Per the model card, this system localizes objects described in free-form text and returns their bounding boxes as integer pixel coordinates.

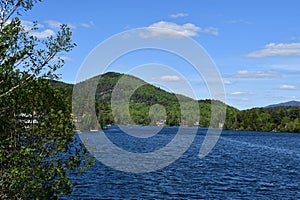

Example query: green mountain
[71,72,229,130]
[51,72,300,133]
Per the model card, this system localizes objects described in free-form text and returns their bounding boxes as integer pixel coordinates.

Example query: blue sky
[21,0,300,109]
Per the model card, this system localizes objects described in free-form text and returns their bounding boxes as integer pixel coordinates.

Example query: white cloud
[223,80,233,85]
[4,19,12,26]
[278,85,298,90]
[30,29,55,39]
[19,20,55,39]
[45,20,62,29]
[230,70,281,78]
[140,21,218,38]
[245,43,300,58]
[145,21,199,37]
[230,91,254,96]
[168,13,188,18]
[45,19,94,29]
[52,56,72,62]
[159,75,182,82]
[80,21,94,28]
[201,27,219,36]
[45,20,76,29]
[21,20,44,31]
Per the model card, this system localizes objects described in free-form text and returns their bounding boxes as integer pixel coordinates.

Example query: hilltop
[51,72,300,133]
[71,72,229,130]
[266,101,300,108]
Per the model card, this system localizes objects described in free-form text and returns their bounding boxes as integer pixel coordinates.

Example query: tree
[0,1,93,198]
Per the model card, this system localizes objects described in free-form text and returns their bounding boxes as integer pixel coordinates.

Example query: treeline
[63,72,300,133]
[224,106,300,133]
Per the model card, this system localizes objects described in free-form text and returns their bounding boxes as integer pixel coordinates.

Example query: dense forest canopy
[69,72,300,133]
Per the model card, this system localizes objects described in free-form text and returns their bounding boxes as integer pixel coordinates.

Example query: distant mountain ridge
[266,101,300,108]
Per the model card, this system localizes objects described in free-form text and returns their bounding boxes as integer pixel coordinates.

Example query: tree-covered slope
[71,72,227,129]
[52,72,300,133]
[224,106,300,133]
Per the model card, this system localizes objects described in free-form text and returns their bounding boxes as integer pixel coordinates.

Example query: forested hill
[70,72,230,130]
[51,72,300,133]
[266,101,300,108]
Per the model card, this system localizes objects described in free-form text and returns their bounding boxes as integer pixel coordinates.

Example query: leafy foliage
[0,79,93,199]
[224,106,300,133]
[0,1,93,198]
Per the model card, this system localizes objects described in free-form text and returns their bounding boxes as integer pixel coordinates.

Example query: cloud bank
[246,43,300,57]
[140,21,218,38]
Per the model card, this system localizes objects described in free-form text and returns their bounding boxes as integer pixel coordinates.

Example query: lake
[61,126,300,199]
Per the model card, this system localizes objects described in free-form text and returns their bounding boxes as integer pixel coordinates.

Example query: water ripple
[60,127,300,199]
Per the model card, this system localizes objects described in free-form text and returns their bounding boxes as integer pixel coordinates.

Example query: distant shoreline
[74,124,300,134]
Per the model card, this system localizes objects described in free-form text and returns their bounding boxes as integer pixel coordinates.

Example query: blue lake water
[61,126,300,199]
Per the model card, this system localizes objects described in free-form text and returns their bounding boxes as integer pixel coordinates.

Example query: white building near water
[156,120,166,126]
